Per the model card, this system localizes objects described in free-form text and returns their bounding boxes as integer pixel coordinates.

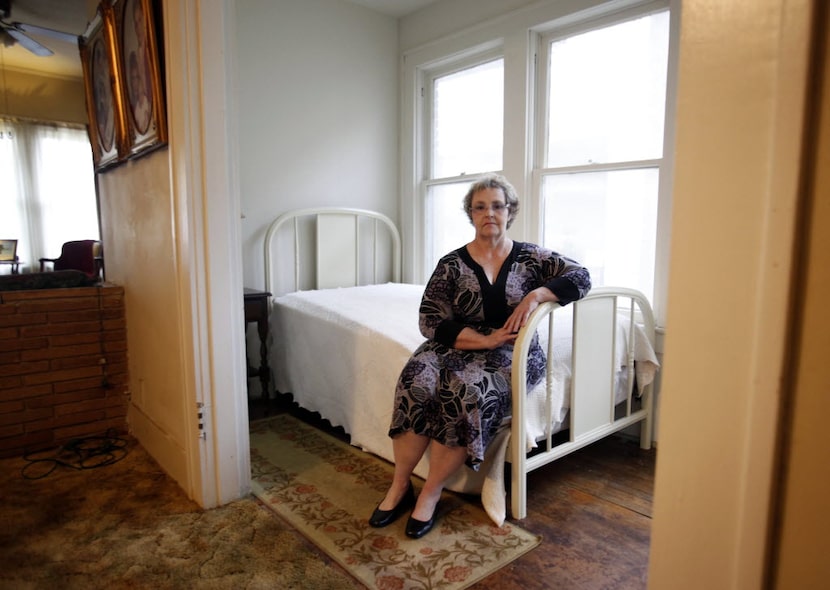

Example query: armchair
[39,240,103,279]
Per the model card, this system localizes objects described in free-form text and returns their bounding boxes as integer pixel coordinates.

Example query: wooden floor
[252,395,656,590]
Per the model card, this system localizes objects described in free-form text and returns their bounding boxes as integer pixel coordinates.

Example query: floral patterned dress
[388,241,591,469]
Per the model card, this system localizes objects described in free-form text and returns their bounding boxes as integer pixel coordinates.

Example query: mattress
[270,283,659,475]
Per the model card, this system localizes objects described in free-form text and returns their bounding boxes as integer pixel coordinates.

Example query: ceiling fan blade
[4,25,53,56]
[14,22,78,45]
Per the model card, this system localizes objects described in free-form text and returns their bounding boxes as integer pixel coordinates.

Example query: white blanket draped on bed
[523,298,659,450]
[271,283,425,469]
[270,283,659,521]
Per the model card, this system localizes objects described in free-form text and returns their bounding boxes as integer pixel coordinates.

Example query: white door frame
[166,0,250,507]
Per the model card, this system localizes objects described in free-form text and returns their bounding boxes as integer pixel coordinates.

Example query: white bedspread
[270,283,659,517]
[271,283,424,476]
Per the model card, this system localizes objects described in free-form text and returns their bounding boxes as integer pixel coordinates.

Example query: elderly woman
[369,174,591,538]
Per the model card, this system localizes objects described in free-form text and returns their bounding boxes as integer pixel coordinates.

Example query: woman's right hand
[453,326,517,350]
[487,326,519,349]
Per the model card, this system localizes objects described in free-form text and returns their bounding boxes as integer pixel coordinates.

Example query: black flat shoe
[369,482,415,528]
[405,511,436,539]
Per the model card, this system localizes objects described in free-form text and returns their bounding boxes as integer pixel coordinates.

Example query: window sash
[541,10,670,169]
[429,57,504,180]
[421,49,505,273]
[534,6,670,302]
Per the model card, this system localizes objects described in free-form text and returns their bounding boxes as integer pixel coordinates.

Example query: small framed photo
[80,5,126,170]
[0,239,17,262]
[113,0,167,158]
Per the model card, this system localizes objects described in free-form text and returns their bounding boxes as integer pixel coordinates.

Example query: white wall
[234,0,400,291]
[400,0,541,52]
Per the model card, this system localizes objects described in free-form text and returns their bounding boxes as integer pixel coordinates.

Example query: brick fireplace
[0,284,129,458]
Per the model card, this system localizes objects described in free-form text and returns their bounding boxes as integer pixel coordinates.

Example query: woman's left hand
[502,287,557,335]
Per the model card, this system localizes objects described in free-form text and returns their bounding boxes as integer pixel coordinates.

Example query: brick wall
[0,284,129,458]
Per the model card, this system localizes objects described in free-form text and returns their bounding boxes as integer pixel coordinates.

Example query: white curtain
[0,118,99,274]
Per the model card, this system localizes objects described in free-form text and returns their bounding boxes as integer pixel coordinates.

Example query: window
[404,1,675,320]
[424,56,504,272]
[0,119,99,273]
[538,10,670,301]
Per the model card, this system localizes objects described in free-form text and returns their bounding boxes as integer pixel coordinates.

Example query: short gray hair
[463,173,520,228]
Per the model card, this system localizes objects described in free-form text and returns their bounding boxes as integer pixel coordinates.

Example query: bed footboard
[508,287,657,520]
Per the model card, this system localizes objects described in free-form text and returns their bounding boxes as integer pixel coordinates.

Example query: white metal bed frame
[509,287,655,519]
[264,206,401,296]
[263,207,655,520]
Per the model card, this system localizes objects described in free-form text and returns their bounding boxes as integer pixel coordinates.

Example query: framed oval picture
[113,0,167,158]
[80,5,126,170]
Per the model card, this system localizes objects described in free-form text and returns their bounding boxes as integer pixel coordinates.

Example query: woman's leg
[377,430,430,510]
[410,440,468,521]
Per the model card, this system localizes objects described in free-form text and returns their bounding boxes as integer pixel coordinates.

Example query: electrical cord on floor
[21,430,129,480]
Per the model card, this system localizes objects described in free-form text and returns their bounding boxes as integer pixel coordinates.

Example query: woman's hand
[502,287,557,335]
[452,287,558,350]
[487,326,521,348]
[453,326,518,350]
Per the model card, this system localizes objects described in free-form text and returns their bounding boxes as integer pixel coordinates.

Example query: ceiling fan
[0,0,78,57]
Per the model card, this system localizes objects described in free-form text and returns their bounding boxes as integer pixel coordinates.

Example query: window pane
[546,11,669,167]
[432,59,503,178]
[542,169,658,300]
[0,128,23,240]
[426,182,475,272]
[36,128,100,256]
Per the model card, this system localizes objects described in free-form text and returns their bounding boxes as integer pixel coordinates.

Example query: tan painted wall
[772,3,830,584]
[649,0,814,586]
[0,69,87,124]
[95,148,193,494]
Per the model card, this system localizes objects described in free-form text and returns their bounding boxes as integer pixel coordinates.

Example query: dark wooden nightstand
[244,288,271,403]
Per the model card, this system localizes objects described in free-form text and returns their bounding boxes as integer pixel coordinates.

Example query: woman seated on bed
[369,173,591,538]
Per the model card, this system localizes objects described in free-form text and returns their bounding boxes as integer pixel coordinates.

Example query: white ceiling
[0,0,441,80]
[346,0,439,18]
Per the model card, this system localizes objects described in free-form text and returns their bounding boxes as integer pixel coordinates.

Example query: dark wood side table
[244,288,271,403]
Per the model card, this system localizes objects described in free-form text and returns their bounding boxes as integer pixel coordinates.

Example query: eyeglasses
[471,202,510,214]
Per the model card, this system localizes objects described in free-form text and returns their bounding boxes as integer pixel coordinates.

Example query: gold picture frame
[112,0,167,157]
[80,5,127,171]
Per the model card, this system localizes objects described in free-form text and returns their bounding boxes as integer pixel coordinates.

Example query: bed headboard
[263,207,402,296]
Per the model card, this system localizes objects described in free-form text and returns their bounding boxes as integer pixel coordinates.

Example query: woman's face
[470,187,510,239]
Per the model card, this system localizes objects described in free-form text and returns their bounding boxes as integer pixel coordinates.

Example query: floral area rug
[250,414,540,590]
